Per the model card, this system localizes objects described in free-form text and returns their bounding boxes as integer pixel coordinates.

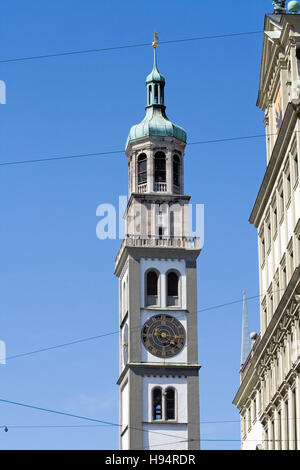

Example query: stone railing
[115,235,201,267]
[154,183,167,192]
[137,183,148,193]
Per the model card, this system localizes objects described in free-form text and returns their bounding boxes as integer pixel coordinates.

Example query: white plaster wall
[267,251,273,285]
[295,184,300,218]
[143,424,188,450]
[142,376,188,423]
[121,430,129,450]
[121,381,129,433]
[120,321,128,371]
[242,420,263,450]
[274,235,280,271]
[287,203,293,240]
[140,309,187,363]
[261,265,267,297]
[140,258,186,309]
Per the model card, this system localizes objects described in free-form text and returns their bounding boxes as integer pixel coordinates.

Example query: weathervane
[152,31,160,49]
[272,0,286,12]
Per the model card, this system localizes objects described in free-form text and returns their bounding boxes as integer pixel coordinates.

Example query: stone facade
[233,13,300,450]
[115,49,201,450]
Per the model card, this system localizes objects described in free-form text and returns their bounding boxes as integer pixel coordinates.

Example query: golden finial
[152,31,159,48]
[243,290,246,296]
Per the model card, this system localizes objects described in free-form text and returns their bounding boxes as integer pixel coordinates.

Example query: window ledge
[145,420,182,425]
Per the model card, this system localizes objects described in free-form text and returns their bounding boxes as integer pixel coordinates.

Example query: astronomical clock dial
[141,314,186,359]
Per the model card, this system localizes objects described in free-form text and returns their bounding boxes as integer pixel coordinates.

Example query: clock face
[141,314,186,359]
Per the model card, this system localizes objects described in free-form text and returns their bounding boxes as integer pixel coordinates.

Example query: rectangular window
[260,230,266,265]
[285,164,291,204]
[293,152,299,185]
[268,284,273,319]
[287,240,294,280]
[266,216,271,252]
[291,141,298,186]
[274,271,280,308]
[262,298,267,331]
[281,256,287,290]
[272,197,278,237]
[274,86,283,134]
[278,183,284,222]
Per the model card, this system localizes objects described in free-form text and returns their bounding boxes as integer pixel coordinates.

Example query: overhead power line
[0,397,193,442]
[0,419,240,429]
[0,399,298,448]
[0,31,263,64]
[1,289,283,364]
[5,331,120,361]
[0,132,273,168]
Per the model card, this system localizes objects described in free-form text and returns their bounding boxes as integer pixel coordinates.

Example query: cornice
[257,15,300,110]
[233,269,300,407]
[249,100,300,227]
[126,135,186,157]
[117,362,201,385]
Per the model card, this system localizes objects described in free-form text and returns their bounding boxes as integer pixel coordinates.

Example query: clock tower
[115,41,201,450]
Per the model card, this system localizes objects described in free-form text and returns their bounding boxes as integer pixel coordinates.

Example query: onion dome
[126,47,187,149]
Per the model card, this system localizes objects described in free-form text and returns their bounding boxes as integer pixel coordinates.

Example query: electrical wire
[0,31,263,64]
[0,420,240,429]
[0,397,192,441]
[0,132,276,168]
[5,331,120,361]
[0,289,283,364]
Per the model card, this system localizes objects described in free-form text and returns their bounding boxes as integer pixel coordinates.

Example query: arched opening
[154,84,158,104]
[167,271,179,307]
[148,85,152,105]
[165,388,176,420]
[152,388,162,420]
[137,153,147,185]
[154,152,166,188]
[146,270,159,306]
[173,155,180,188]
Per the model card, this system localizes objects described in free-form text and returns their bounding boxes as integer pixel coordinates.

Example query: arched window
[148,85,152,105]
[138,153,147,185]
[165,388,176,420]
[152,388,162,420]
[154,84,158,104]
[173,155,180,188]
[154,152,166,183]
[146,270,158,306]
[167,271,179,306]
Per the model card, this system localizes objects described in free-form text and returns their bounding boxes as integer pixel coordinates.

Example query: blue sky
[0,0,278,450]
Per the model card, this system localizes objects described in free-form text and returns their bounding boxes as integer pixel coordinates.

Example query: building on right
[233,6,300,450]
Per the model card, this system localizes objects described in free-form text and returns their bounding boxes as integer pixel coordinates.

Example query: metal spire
[240,290,251,366]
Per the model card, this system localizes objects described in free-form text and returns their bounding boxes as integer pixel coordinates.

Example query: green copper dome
[126,48,187,149]
[126,106,186,145]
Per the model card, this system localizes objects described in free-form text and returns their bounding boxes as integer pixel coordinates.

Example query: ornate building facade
[114,44,201,450]
[233,9,300,450]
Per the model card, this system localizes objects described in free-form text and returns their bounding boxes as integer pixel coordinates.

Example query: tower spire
[240,290,251,366]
